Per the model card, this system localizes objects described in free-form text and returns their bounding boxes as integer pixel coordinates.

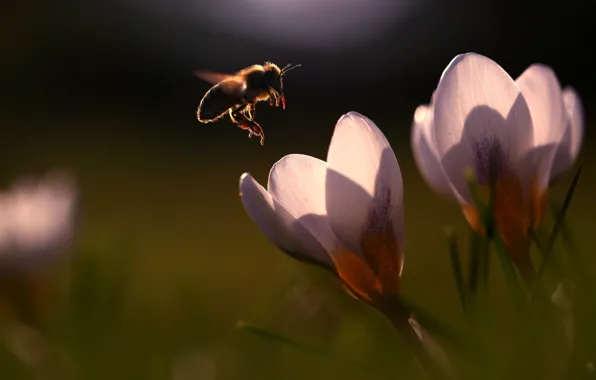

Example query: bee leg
[228,109,249,136]
[230,109,265,145]
[244,103,256,121]
[269,90,282,108]
[269,92,277,107]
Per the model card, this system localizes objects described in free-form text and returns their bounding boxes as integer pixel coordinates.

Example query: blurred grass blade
[465,168,494,295]
[549,200,587,282]
[400,299,479,360]
[467,229,481,299]
[529,158,583,304]
[550,200,577,253]
[528,227,547,257]
[237,320,326,356]
[493,234,525,311]
[236,321,388,378]
[528,228,565,280]
[546,158,583,256]
[465,169,486,297]
[445,227,466,312]
[481,240,490,290]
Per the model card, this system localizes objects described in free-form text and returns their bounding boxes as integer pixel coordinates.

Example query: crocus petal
[516,64,567,146]
[516,64,566,192]
[550,87,584,182]
[267,154,341,255]
[550,127,573,182]
[551,87,585,180]
[325,111,404,275]
[563,87,585,162]
[411,105,459,200]
[433,53,534,202]
[239,173,335,270]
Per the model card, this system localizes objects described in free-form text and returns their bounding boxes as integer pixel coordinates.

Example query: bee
[194,62,301,146]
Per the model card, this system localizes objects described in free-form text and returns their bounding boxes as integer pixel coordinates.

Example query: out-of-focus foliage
[0,109,595,379]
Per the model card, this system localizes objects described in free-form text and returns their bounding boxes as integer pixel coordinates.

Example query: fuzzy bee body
[197,78,247,122]
[194,62,300,145]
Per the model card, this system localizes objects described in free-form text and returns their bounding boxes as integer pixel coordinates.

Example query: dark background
[1,1,595,379]
[2,0,594,147]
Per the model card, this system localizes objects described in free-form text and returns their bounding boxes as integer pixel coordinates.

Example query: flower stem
[528,158,583,306]
[381,297,451,380]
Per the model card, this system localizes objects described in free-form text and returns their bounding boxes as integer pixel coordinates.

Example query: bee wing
[193,70,234,85]
[216,77,246,95]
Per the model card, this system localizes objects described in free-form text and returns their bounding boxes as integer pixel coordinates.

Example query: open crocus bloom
[411,53,584,284]
[0,171,78,269]
[239,112,404,307]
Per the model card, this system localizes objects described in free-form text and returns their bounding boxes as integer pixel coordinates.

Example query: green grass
[1,108,595,379]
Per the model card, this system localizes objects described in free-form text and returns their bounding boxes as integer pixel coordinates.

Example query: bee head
[262,64,282,92]
[263,62,301,110]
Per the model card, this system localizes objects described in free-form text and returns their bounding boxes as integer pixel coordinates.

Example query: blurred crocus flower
[239,112,404,310]
[0,171,78,269]
[411,52,584,283]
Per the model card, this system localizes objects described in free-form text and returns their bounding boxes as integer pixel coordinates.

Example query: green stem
[446,227,467,312]
[528,159,583,305]
[493,235,525,311]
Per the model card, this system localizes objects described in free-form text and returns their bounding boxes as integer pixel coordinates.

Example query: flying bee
[194,62,301,146]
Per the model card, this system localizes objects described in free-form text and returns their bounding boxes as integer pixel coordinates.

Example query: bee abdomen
[197,83,243,123]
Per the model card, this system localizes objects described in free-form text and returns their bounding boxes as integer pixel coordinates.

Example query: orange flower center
[331,229,401,304]
[462,172,546,285]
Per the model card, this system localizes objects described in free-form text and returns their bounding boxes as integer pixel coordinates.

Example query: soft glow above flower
[239,112,404,306]
[410,53,583,283]
[0,171,78,267]
[201,0,417,51]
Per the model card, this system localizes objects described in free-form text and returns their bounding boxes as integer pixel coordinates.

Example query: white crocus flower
[239,111,404,307]
[0,171,78,269]
[411,53,583,284]
[240,112,454,378]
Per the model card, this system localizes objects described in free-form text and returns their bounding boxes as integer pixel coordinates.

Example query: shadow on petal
[441,105,512,203]
[288,212,339,274]
[439,103,539,282]
[270,202,336,273]
[323,148,404,299]
[518,143,559,226]
[550,125,574,183]
[291,212,377,303]
[440,97,533,201]
[240,174,335,272]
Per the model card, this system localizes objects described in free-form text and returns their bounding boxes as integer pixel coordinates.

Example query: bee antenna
[281,64,301,76]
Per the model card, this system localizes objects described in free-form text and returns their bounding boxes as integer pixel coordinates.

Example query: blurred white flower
[239,112,404,306]
[0,171,78,267]
[411,53,583,283]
